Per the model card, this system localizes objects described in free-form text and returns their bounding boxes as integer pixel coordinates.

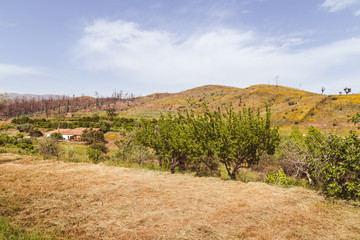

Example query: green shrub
[307,132,360,199]
[89,143,108,154]
[50,132,63,141]
[265,169,297,186]
[29,128,43,138]
[16,123,33,133]
[87,148,104,164]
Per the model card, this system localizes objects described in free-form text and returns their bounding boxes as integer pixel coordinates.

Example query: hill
[1,153,359,239]
[2,84,359,133]
[125,84,360,133]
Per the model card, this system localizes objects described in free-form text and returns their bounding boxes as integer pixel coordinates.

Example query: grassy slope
[1,153,360,240]
[126,84,360,134]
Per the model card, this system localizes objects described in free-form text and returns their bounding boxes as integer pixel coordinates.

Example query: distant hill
[4,93,65,100]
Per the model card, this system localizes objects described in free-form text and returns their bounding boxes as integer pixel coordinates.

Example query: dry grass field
[1,153,360,240]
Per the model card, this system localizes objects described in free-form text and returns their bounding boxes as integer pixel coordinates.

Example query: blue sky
[1,0,360,96]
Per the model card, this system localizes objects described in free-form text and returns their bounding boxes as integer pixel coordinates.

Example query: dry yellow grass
[1,153,360,240]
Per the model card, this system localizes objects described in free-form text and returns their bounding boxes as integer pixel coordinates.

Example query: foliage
[98,120,113,133]
[349,112,360,128]
[114,131,154,165]
[136,105,280,178]
[29,128,43,138]
[16,123,34,133]
[17,138,34,150]
[265,169,297,186]
[106,107,117,119]
[81,128,105,144]
[280,122,360,199]
[87,148,104,164]
[307,132,360,199]
[209,106,280,179]
[50,132,63,141]
[0,133,35,152]
[89,143,108,154]
[38,137,61,157]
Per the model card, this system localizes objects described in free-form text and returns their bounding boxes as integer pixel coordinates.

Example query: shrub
[38,137,61,157]
[16,123,33,133]
[307,132,360,199]
[81,128,105,144]
[89,143,108,154]
[17,138,34,151]
[98,120,113,133]
[50,132,63,141]
[87,148,104,164]
[29,129,43,138]
[265,169,297,186]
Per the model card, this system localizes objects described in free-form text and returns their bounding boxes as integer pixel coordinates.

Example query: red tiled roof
[45,128,99,136]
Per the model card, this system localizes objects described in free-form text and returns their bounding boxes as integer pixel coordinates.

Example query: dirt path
[1,153,360,239]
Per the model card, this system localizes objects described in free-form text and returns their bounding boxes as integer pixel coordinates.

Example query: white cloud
[74,19,360,94]
[0,64,40,78]
[322,0,360,12]
[355,9,360,15]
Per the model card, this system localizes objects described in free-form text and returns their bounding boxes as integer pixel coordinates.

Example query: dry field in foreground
[0,153,360,240]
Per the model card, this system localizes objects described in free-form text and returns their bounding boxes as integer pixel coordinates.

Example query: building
[44,128,99,141]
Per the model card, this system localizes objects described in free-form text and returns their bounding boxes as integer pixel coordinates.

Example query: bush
[29,129,43,138]
[89,143,108,154]
[265,169,297,186]
[38,137,61,157]
[115,132,154,165]
[50,132,63,141]
[81,128,105,144]
[16,123,33,133]
[307,132,360,199]
[87,148,104,164]
[17,138,34,151]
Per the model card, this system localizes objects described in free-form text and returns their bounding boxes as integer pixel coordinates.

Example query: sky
[1,0,360,97]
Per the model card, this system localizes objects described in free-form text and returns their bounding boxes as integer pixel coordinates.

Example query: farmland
[1,153,360,239]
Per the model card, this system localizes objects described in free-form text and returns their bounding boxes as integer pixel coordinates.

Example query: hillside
[2,84,360,133]
[125,84,360,133]
[1,153,360,239]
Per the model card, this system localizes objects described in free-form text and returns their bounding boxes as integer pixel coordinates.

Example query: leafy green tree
[50,132,63,141]
[207,106,279,179]
[89,143,108,154]
[87,148,104,164]
[81,128,105,144]
[136,105,279,178]
[98,120,113,133]
[29,128,43,138]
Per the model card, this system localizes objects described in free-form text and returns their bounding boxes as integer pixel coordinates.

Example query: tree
[81,128,105,144]
[51,132,63,141]
[207,106,279,179]
[106,107,117,120]
[29,128,43,138]
[321,86,325,95]
[136,105,279,179]
[98,120,113,133]
[38,137,61,157]
[344,87,351,95]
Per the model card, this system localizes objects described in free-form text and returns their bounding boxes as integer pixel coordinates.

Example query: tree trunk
[170,160,179,174]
